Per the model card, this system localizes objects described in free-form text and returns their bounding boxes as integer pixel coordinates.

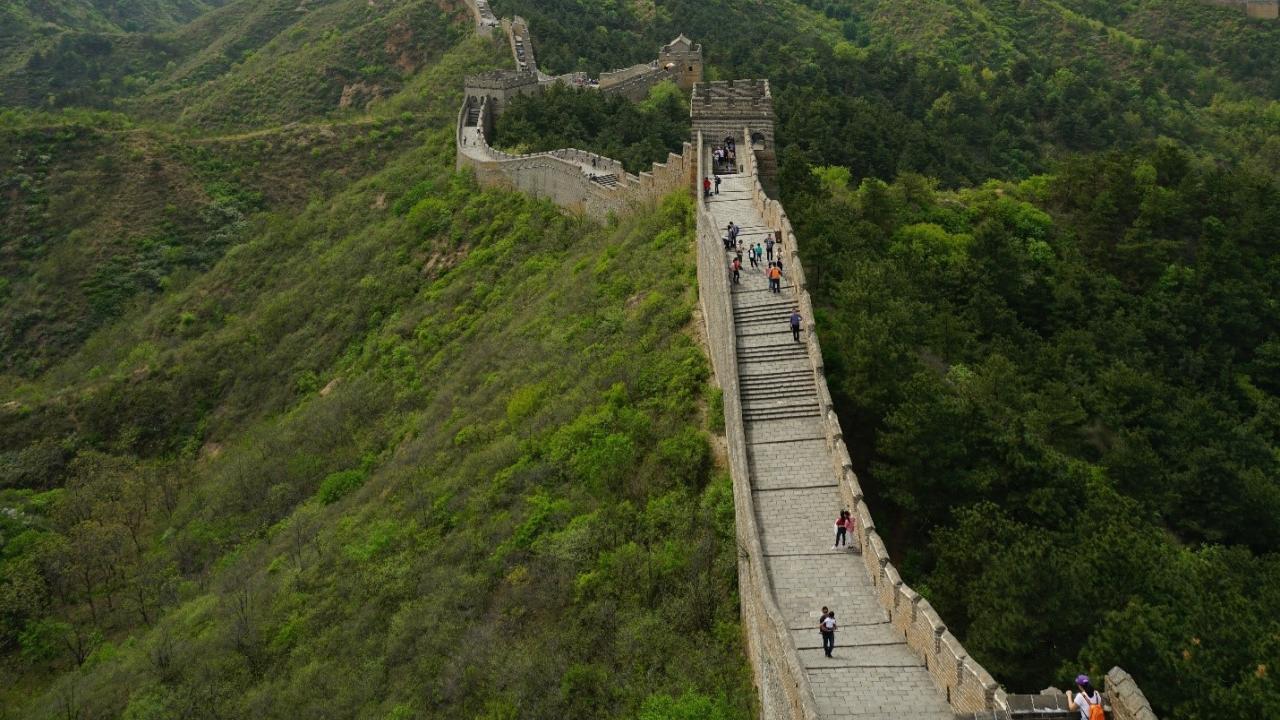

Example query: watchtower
[658,34,704,91]
[463,69,541,116]
[1247,0,1278,18]
[691,79,777,186]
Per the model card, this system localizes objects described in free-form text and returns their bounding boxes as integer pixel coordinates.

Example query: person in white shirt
[1065,674,1102,720]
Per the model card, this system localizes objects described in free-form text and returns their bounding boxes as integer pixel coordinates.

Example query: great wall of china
[454,2,1163,717]
[1204,0,1280,19]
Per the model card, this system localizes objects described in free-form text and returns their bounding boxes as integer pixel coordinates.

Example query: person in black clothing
[714,175,722,194]
[790,308,802,342]
[819,609,837,657]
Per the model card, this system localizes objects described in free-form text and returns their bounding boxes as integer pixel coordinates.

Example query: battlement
[692,79,772,107]
[465,69,539,91]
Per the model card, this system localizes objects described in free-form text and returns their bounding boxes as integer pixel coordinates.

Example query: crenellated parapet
[457,96,695,220]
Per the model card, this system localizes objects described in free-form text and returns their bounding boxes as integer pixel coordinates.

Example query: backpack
[1085,693,1103,720]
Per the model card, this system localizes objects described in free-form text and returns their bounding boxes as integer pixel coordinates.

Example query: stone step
[740,380,815,394]
[742,393,819,407]
[741,381,815,394]
[742,406,821,422]
[735,306,794,319]
[737,346,809,362]
[591,173,619,187]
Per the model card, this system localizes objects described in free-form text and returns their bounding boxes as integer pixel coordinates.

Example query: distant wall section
[457,97,695,220]
[1203,0,1279,18]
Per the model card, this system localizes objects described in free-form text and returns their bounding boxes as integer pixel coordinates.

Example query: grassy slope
[1,20,752,719]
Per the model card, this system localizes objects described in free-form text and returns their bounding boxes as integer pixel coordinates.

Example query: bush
[317,469,366,504]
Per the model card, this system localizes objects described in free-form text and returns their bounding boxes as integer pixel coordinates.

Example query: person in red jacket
[833,510,853,549]
[702,176,712,198]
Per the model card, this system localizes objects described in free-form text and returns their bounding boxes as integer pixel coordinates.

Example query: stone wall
[693,131,821,720]
[460,0,499,36]
[599,66,673,101]
[1203,0,1279,18]
[741,131,1007,715]
[691,80,775,149]
[1106,668,1159,720]
[457,98,696,220]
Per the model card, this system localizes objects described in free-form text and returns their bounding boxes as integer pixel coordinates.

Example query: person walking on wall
[714,174,722,195]
[747,244,757,268]
[768,263,782,293]
[1066,675,1105,720]
[703,176,712,198]
[832,509,853,549]
[765,236,775,262]
[819,609,837,657]
[790,308,802,343]
[755,243,764,272]
[731,256,741,285]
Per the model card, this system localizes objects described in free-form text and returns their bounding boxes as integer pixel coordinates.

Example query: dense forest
[2,0,1279,717]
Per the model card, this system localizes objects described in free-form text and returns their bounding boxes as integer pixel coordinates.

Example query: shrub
[317,469,366,504]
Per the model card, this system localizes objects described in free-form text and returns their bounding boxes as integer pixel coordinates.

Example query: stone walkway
[705,173,956,720]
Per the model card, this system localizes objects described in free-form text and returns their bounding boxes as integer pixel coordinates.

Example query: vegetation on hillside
[492,81,690,174]
[1,108,750,720]
[2,10,753,715]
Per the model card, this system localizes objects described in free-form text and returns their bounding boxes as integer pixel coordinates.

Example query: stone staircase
[590,173,620,187]
[704,173,956,719]
[465,105,481,126]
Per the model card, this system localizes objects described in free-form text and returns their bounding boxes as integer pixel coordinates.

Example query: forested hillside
[488,0,1280,716]
[2,0,1278,717]
[1,3,751,717]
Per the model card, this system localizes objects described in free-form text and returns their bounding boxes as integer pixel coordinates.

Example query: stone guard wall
[457,98,696,220]
[694,131,821,720]
[740,131,1007,716]
[598,66,672,101]
[1106,668,1159,720]
[460,0,499,36]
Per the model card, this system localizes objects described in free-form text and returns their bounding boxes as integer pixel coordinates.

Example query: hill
[1,26,751,718]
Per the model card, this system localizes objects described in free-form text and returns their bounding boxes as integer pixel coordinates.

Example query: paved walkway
[705,173,955,720]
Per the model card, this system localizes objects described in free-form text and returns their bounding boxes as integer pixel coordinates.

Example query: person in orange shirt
[768,263,782,293]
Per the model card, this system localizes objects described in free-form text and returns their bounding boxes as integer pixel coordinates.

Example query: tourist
[1066,675,1104,720]
[714,174,722,195]
[832,509,852,548]
[755,243,764,270]
[819,609,837,657]
[768,263,782,293]
[790,308,802,343]
[703,176,712,198]
[765,236,775,261]
[747,244,757,268]
[731,257,741,284]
